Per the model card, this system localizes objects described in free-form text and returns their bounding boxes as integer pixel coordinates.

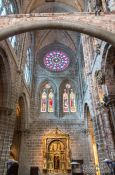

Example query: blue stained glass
[43,50,70,72]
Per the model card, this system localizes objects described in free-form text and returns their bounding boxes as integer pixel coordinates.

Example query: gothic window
[0,0,20,54]
[63,84,76,113]
[41,84,54,113]
[43,50,70,72]
[63,89,69,112]
[8,35,21,56]
[24,48,32,85]
[48,89,54,112]
[41,90,47,112]
[9,36,17,48]
[0,0,17,16]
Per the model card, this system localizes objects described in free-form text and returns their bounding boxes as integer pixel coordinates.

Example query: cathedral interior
[0,0,115,175]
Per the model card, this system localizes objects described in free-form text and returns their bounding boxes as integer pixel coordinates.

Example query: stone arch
[0,47,12,108]
[101,45,115,134]
[0,16,115,46]
[10,94,28,162]
[101,43,111,72]
[84,103,100,175]
[0,47,12,174]
[104,46,115,95]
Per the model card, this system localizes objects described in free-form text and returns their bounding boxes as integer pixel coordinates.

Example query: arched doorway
[85,104,100,175]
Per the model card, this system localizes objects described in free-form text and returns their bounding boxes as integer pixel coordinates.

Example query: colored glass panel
[70,89,76,112]
[0,0,16,16]
[63,86,76,113]
[24,48,32,85]
[48,89,54,112]
[41,90,47,112]
[44,50,70,72]
[63,89,69,112]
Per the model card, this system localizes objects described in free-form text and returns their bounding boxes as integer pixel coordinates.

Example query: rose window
[43,50,70,72]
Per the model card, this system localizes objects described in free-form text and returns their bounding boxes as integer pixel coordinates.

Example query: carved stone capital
[96,43,101,54]
[95,70,105,85]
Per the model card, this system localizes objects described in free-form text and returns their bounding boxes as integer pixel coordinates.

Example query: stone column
[102,0,108,11]
[95,105,109,174]
[101,106,115,159]
[104,95,115,132]
[0,107,14,175]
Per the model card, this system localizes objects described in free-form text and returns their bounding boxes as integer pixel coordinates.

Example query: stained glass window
[9,36,16,48]
[63,84,76,113]
[41,90,47,112]
[0,0,19,54]
[70,89,76,112]
[44,50,70,72]
[0,0,17,16]
[24,48,32,85]
[41,84,54,113]
[63,89,69,112]
[48,89,54,112]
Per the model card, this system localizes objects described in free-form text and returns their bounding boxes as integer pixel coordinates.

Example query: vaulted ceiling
[19,0,84,61]
[21,0,85,13]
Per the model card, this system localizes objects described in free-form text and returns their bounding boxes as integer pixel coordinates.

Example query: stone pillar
[101,107,115,159]
[95,105,109,174]
[0,107,14,175]
[104,95,115,132]
[102,0,108,11]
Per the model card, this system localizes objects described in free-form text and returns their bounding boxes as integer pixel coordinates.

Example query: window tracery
[41,83,54,113]
[63,84,76,113]
[43,50,70,72]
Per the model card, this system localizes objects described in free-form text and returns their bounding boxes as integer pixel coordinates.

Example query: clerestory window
[24,48,32,85]
[63,84,76,113]
[41,83,54,113]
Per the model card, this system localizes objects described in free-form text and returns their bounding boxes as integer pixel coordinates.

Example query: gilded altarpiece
[42,128,71,174]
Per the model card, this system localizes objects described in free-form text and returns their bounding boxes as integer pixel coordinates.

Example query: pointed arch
[0,47,12,108]
[38,79,57,114]
[59,79,77,116]
[11,93,29,162]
